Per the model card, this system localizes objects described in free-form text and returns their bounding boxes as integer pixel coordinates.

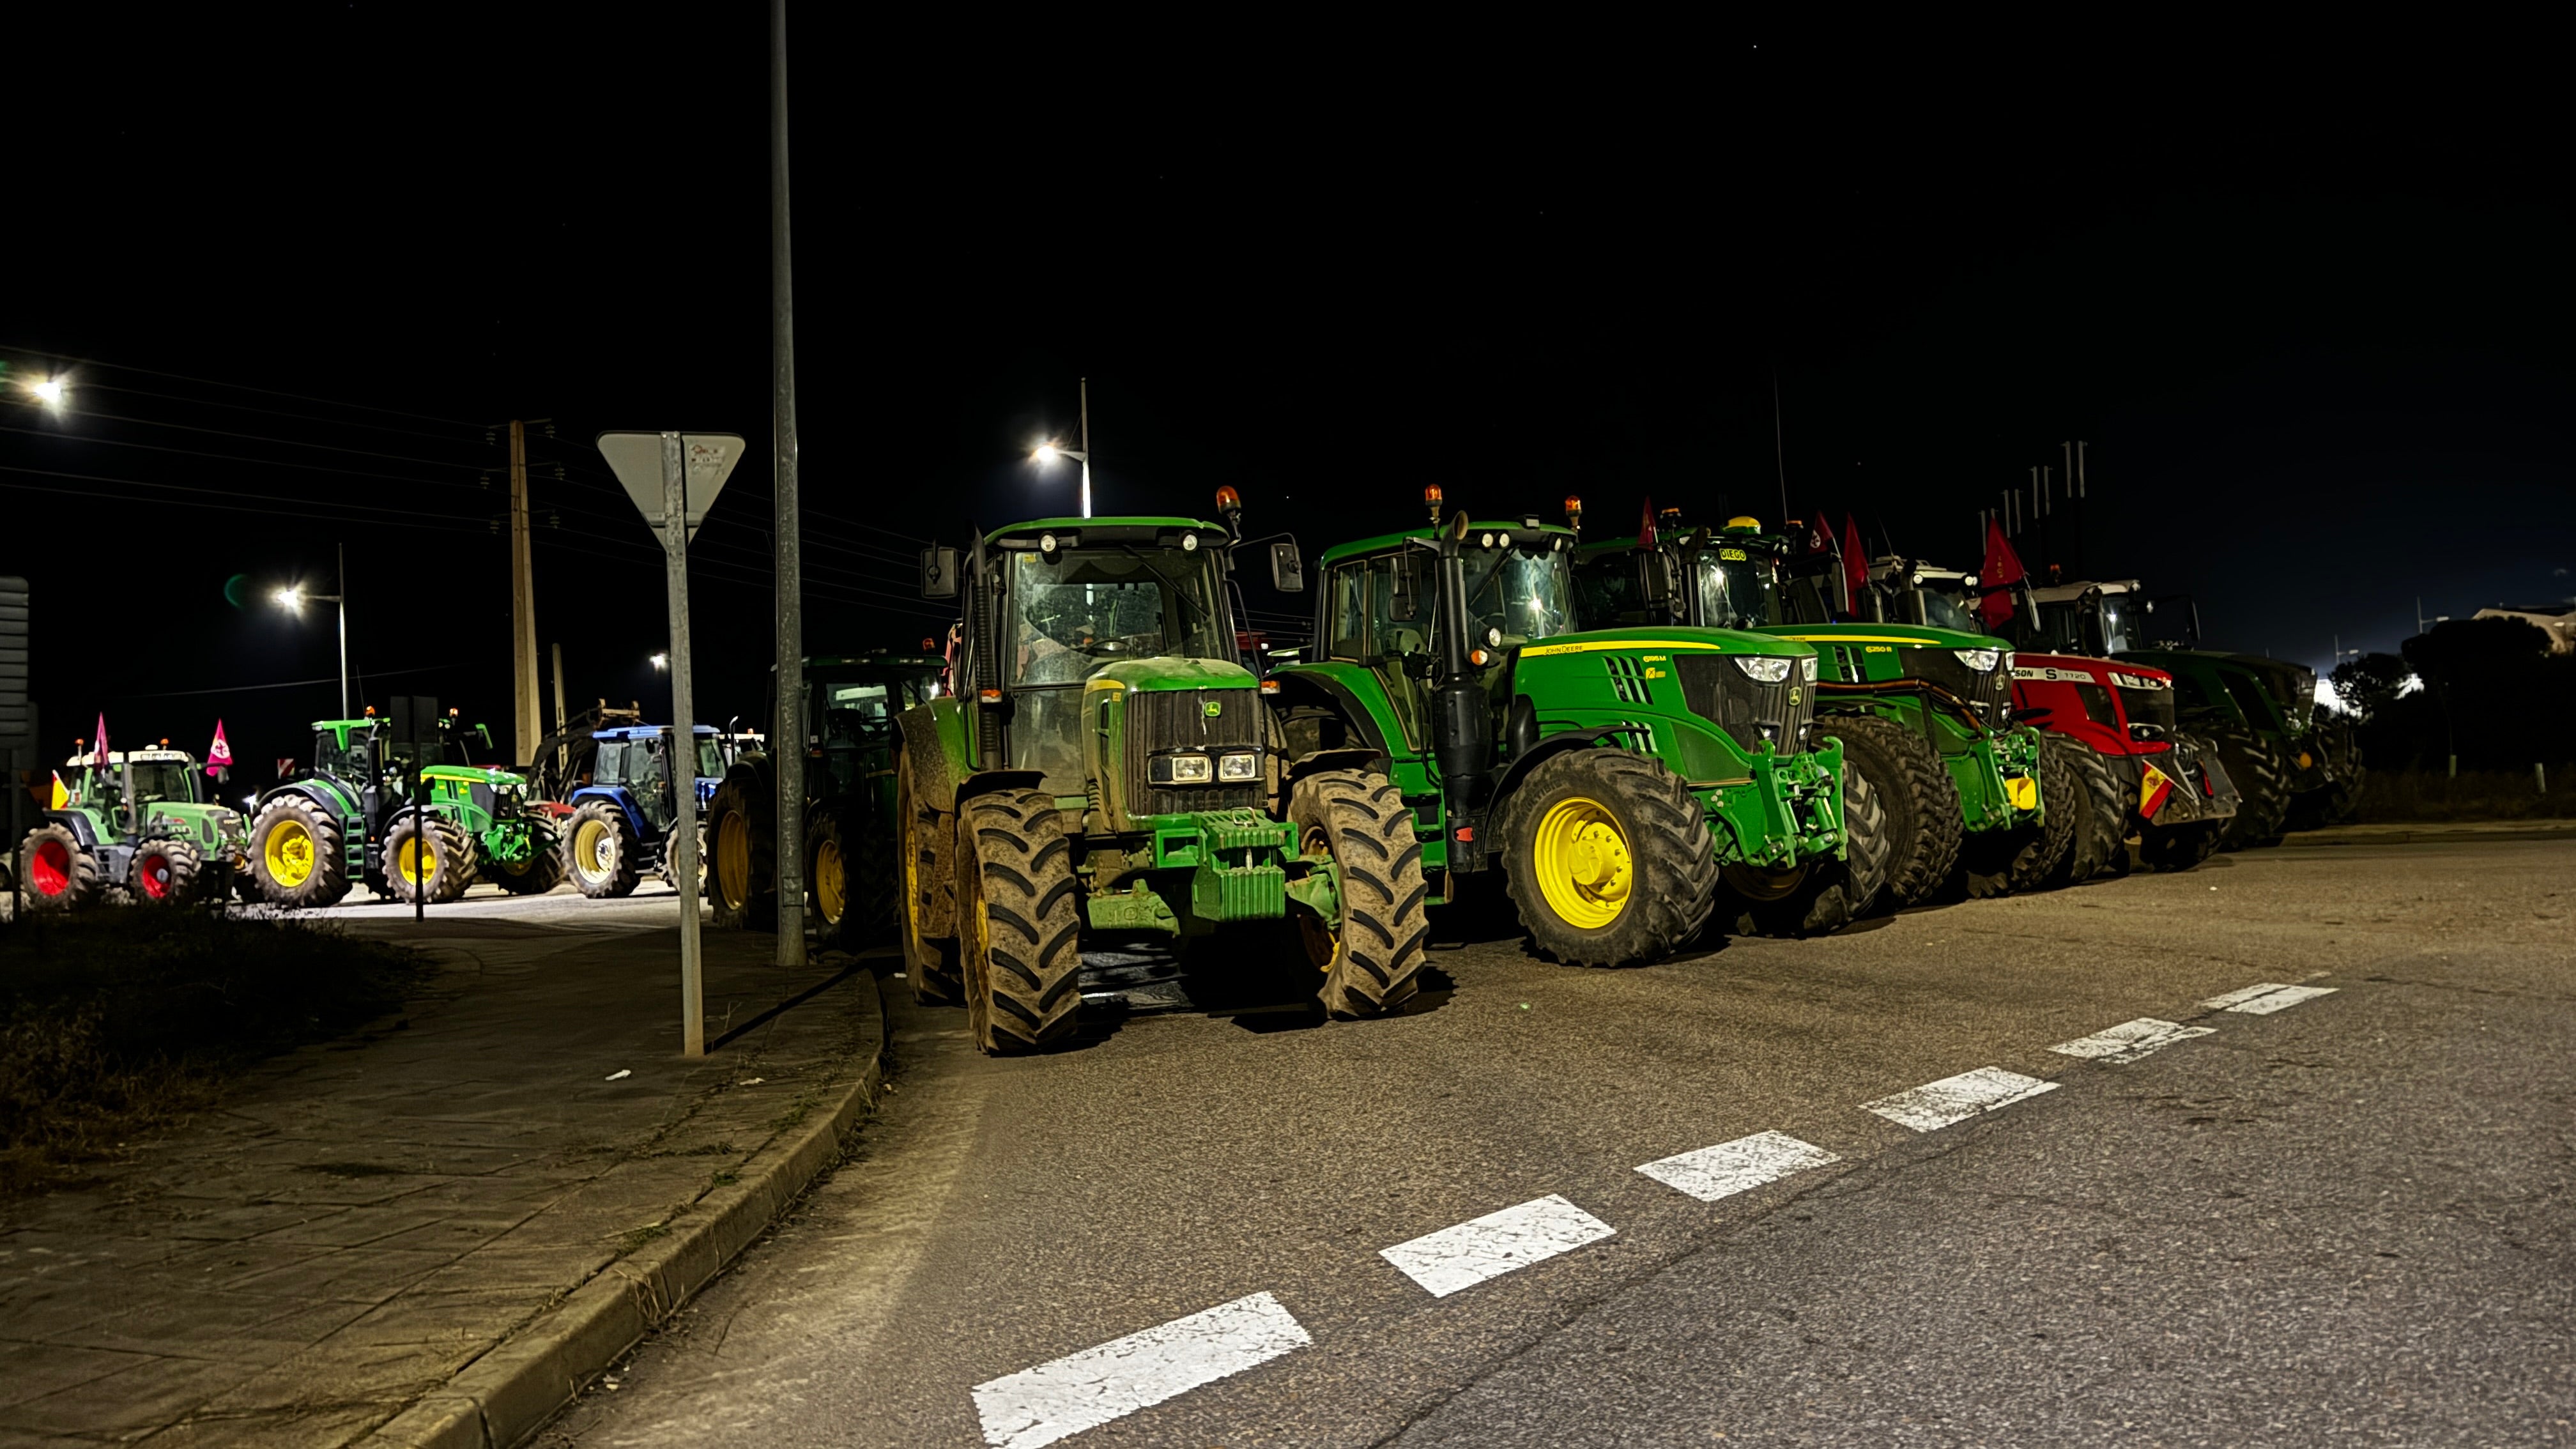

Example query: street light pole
[335,541,349,719]
[1078,376,1092,520]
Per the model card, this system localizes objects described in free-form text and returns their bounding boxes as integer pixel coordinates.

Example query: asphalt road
[537,840,2576,1449]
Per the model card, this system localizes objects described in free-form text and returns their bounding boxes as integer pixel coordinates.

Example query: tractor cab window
[1002,546,1230,796]
[1006,548,1229,687]
[1693,546,1779,629]
[1905,578,1982,634]
[625,741,668,795]
[316,728,378,777]
[126,761,199,805]
[594,741,628,784]
[820,683,897,745]
[694,739,725,779]
[1570,549,1648,629]
[1460,544,1574,647]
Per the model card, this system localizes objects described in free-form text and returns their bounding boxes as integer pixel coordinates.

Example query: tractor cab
[804,654,944,799]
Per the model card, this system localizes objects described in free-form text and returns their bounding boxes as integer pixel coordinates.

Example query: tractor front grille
[1124,688,1263,818]
[1898,647,2012,727]
[1676,656,1814,755]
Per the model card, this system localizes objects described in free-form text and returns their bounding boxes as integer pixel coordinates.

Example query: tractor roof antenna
[1770,365,1790,525]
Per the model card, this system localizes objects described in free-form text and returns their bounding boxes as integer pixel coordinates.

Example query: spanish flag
[49,771,70,809]
[2139,763,2175,820]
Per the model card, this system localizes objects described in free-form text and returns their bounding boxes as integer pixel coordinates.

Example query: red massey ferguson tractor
[2009,653,2244,871]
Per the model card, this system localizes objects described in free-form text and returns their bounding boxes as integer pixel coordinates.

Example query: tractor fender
[567,785,646,841]
[1485,726,1652,841]
[261,779,361,826]
[1267,669,1397,761]
[956,769,1047,808]
[894,699,976,814]
[1282,746,1385,789]
[717,754,778,822]
[42,810,100,852]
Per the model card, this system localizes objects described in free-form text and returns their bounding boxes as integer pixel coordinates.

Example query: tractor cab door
[1324,550,1436,751]
[814,681,899,799]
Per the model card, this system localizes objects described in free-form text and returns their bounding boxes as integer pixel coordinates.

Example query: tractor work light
[1217,750,1261,782]
[1953,648,2003,673]
[1734,655,1794,684]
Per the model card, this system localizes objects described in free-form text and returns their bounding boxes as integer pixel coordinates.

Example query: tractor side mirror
[921,546,961,600]
[1389,554,1421,620]
[1269,540,1304,593]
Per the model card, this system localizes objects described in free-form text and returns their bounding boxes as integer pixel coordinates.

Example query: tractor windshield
[695,739,724,778]
[1006,548,1229,687]
[126,761,200,805]
[1461,544,1574,645]
[1691,545,1779,629]
[1912,578,1982,634]
[316,726,379,777]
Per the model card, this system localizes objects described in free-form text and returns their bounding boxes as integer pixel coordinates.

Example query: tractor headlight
[1153,753,1214,785]
[1953,648,2002,673]
[1799,654,1819,683]
[1734,655,1794,684]
[1217,749,1261,782]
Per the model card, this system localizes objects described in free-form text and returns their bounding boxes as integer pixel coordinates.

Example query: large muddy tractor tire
[129,837,205,907]
[1962,737,2080,898]
[563,801,643,899]
[706,773,776,930]
[2206,721,2290,852]
[250,795,349,908]
[1499,747,1718,967]
[486,822,564,896]
[956,788,1083,1054]
[2042,737,2125,887]
[1744,760,1893,937]
[1289,769,1434,1017]
[1818,712,1959,908]
[658,823,702,894]
[897,754,963,1007]
[2140,820,2221,871]
[384,813,475,905]
[17,824,100,912]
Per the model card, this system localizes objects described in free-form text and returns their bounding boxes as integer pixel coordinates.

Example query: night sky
[5,19,2569,785]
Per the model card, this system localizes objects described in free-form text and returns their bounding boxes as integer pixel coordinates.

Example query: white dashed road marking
[970,1291,1312,1449]
[1380,1193,1618,1298]
[2051,1017,2217,1063]
[1637,1130,1841,1202]
[1862,1067,2060,1132]
[2202,982,2338,1015]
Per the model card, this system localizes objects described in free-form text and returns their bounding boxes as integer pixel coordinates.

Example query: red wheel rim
[137,854,171,898]
[31,839,72,896]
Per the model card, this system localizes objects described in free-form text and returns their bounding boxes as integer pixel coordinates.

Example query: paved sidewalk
[0,898,884,1447]
[2283,817,2576,846]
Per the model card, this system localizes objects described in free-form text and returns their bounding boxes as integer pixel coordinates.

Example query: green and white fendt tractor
[1274,489,1877,949]
[2020,578,2361,844]
[703,650,947,947]
[14,744,250,909]
[248,709,562,907]
[1574,511,2078,907]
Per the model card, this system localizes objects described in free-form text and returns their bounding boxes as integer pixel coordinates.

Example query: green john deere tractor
[890,495,1453,1054]
[13,744,250,910]
[1275,491,1878,951]
[247,710,562,907]
[704,650,946,947]
[2019,577,2361,845]
[1574,514,2073,907]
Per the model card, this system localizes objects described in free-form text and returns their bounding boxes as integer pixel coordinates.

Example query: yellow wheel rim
[575,818,613,875]
[903,820,921,941]
[396,836,433,885]
[815,838,846,924]
[265,818,315,887]
[715,811,749,908]
[1531,795,1632,930]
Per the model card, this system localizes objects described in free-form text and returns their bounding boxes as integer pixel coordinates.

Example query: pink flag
[208,719,234,775]
[93,712,109,764]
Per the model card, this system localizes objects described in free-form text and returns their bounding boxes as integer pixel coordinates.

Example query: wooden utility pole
[509,420,542,766]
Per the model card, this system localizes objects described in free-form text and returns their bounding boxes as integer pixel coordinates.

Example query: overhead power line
[0,342,484,428]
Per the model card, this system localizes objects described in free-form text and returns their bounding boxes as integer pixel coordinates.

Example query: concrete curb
[2280,823,2576,847]
[357,967,891,1449]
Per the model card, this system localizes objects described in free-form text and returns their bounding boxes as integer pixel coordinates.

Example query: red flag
[1800,514,1830,555]
[1637,496,1659,550]
[93,712,109,765]
[208,719,234,775]
[1843,516,1867,610]
[1978,520,2026,631]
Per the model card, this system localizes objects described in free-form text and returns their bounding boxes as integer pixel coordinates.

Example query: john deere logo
[1204,700,1223,717]
[1789,687,1802,705]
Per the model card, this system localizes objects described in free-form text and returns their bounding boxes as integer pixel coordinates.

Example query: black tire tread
[1499,748,1719,968]
[2205,721,2291,851]
[1289,770,1434,1016]
[1820,712,1960,908]
[249,795,351,909]
[962,788,1082,1054]
[562,801,641,898]
[130,836,204,906]
[17,823,103,911]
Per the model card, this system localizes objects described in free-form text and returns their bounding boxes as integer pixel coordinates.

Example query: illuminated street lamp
[650,652,670,670]
[275,542,351,717]
[29,378,65,410]
[1029,376,1094,519]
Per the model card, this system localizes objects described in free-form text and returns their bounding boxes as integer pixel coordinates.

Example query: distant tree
[2331,652,2411,723]
[2401,615,2552,691]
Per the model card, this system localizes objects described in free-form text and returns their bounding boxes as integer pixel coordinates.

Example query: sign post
[1,578,29,921]
[598,432,742,1056]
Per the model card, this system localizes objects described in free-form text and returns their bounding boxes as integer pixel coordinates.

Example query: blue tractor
[559,724,728,898]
